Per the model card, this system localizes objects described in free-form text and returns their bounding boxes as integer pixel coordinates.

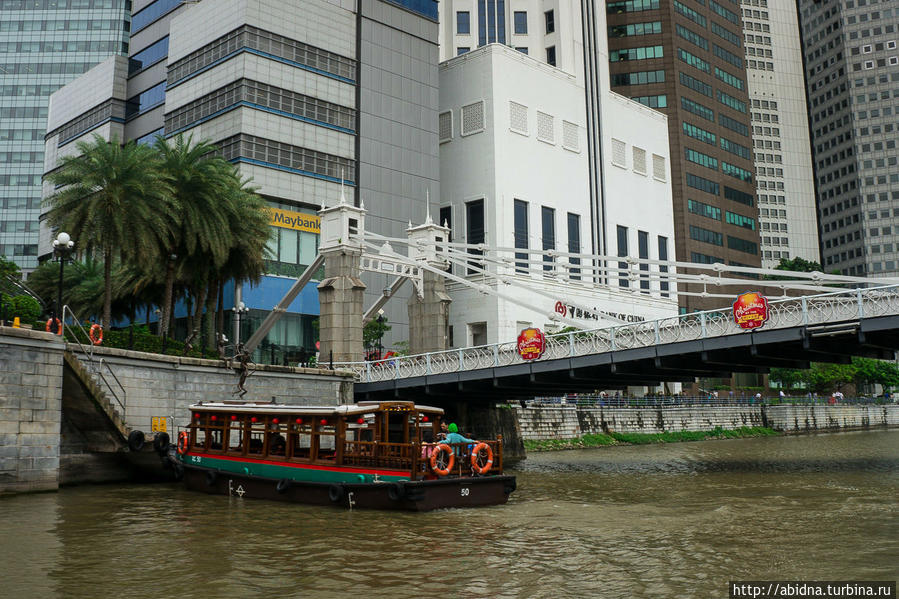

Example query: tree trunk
[160,257,175,337]
[205,279,219,352]
[102,248,112,330]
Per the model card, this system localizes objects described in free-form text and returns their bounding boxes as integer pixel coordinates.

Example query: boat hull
[181,464,515,511]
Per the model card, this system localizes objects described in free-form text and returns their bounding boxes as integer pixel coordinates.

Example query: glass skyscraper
[0,0,130,270]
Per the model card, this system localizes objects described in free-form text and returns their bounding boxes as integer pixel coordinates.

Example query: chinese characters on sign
[732,291,769,330]
[517,327,546,360]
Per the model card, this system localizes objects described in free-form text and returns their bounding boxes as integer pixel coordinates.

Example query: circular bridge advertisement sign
[733,291,770,330]
[517,327,546,360]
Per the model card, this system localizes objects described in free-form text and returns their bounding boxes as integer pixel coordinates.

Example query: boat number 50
[460,487,470,497]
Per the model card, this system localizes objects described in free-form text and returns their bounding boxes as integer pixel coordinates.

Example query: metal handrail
[60,305,127,413]
[336,284,899,382]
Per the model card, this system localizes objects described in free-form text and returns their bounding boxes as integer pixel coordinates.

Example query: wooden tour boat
[171,400,516,510]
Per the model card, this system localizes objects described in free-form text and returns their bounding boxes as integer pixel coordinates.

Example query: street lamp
[376,308,386,360]
[52,231,74,325]
[234,301,249,347]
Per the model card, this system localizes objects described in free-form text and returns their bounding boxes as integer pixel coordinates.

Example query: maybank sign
[268,208,320,234]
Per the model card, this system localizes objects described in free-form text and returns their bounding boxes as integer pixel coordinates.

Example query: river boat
[171,400,516,511]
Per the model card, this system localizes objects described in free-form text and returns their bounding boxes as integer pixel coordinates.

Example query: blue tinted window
[131,0,181,33]
[381,0,437,21]
[126,81,166,119]
[514,11,527,34]
[457,11,470,34]
[128,36,168,75]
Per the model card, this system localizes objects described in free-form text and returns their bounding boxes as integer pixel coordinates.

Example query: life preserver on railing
[177,431,190,455]
[429,443,455,476]
[45,318,62,335]
[470,442,493,475]
[89,323,103,345]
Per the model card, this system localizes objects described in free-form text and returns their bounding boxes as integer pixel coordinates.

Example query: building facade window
[545,9,554,33]
[542,206,555,272]
[617,225,629,287]
[514,199,528,273]
[638,230,650,293]
[546,46,556,66]
[568,213,581,280]
[513,11,527,34]
[466,199,485,274]
[658,236,669,296]
[457,11,470,34]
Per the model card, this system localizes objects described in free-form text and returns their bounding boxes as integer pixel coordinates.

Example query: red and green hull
[176,452,516,511]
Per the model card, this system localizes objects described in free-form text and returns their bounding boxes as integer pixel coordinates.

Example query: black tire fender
[276,478,291,494]
[205,470,217,487]
[387,481,405,501]
[127,430,145,452]
[328,483,344,503]
[172,462,184,481]
[153,432,170,455]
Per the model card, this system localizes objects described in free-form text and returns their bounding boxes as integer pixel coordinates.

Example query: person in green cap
[442,423,476,455]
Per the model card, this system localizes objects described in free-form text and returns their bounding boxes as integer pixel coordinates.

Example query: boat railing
[418,439,504,478]
[342,440,415,469]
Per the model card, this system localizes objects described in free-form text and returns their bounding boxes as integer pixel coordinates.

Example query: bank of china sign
[732,291,769,330]
[268,207,321,234]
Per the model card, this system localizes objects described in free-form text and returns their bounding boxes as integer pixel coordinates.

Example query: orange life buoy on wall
[429,443,455,476]
[45,318,62,335]
[470,442,493,475]
[177,431,190,455]
[89,323,103,345]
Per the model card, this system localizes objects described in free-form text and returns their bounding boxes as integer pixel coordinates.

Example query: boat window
[207,414,226,452]
[228,418,244,454]
[193,427,207,450]
[289,418,312,460]
[316,419,336,461]
[268,418,287,458]
[247,419,266,456]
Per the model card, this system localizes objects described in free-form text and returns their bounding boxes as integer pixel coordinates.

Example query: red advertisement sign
[732,291,769,330]
[517,327,546,361]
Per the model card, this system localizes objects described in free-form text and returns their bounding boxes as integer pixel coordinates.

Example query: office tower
[607,0,761,311]
[0,0,130,271]
[42,0,439,361]
[740,0,819,268]
[798,0,899,276]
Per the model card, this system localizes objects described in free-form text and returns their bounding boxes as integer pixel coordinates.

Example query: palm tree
[153,134,236,338]
[44,134,175,330]
[204,175,272,351]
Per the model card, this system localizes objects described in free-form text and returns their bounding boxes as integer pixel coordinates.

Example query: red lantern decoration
[211,415,217,421]
[272,418,279,424]
[357,417,365,424]
[320,418,328,425]
[422,416,429,422]
[295,418,303,424]
[194,413,200,419]
[231,415,238,421]
[251,417,257,423]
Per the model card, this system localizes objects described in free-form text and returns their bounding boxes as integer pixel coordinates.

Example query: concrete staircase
[62,350,129,450]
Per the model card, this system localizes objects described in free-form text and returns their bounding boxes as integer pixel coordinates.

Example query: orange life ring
[45,318,62,335]
[89,323,103,345]
[429,443,455,476]
[177,431,190,455]
[470,442,493,475]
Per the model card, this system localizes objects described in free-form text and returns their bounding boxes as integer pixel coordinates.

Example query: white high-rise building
[740,0,819,268]
[437,2,678,345]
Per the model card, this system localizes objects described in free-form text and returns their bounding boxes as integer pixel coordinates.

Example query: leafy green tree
[364,316,391,357]
[775,257,822,273]
[44,134,175,330]
[12,294,41,322]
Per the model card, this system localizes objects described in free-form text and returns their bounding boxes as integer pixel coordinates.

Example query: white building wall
[439,45,677,345]
[742,0,820,267]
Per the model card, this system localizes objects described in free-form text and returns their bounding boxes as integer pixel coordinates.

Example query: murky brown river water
[2,430,897,598]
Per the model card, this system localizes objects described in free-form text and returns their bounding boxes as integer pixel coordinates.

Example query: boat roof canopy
[188,400,444,416]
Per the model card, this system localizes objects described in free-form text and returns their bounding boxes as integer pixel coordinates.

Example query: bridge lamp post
[234,301,249,347]
[376,308,386,359]
[52,231,74,325]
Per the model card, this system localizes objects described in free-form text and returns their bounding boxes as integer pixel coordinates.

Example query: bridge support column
[407,215,452,355]
[317,187,367,364]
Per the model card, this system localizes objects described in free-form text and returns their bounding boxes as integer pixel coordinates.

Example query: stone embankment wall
[1,327,356,494]
[517,404,899,440]
[71,344,356,436]
[0,327,65,494]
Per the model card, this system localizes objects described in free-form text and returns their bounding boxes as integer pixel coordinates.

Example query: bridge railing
[336,284,899,383]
